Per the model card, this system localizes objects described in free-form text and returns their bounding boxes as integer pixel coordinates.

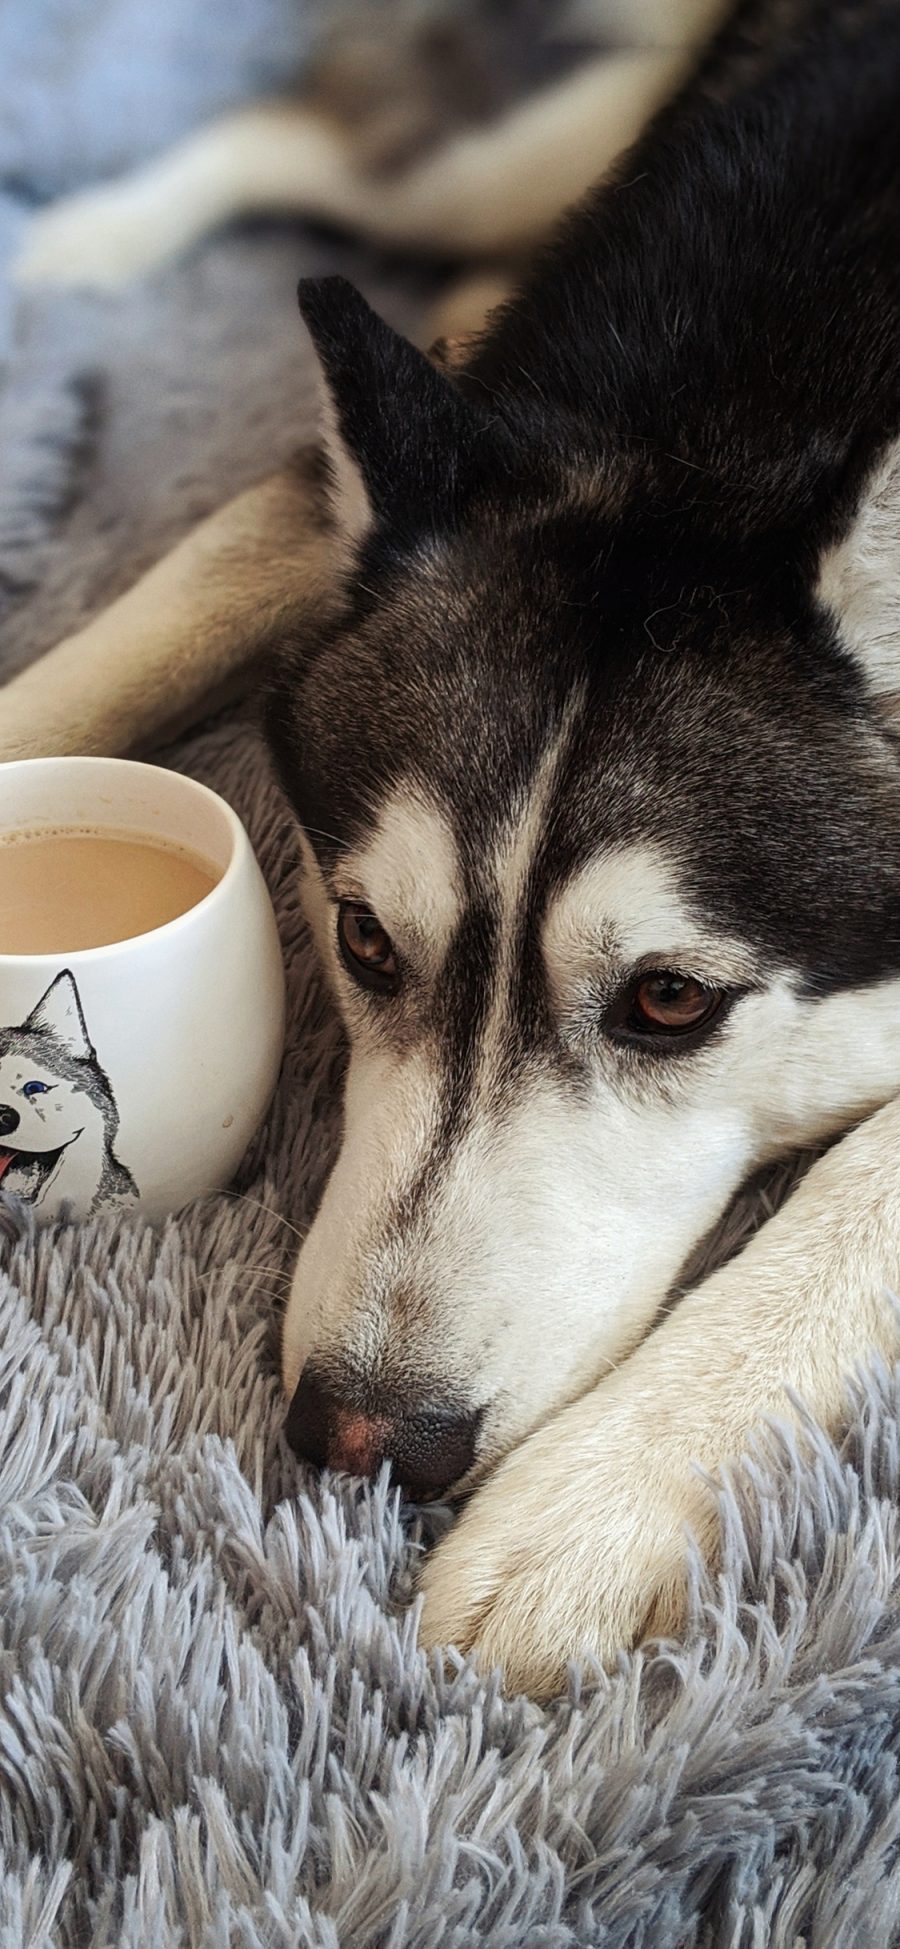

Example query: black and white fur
[0,973,137,1216]
[6,0,900,1698]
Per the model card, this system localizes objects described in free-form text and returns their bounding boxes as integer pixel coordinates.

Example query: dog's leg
[420,1092,900,1698]
[0,460,341,761]
[14,32,713,291]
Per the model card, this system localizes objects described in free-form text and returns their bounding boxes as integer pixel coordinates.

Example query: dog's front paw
[13,183,177,290]
[418,1392,719,1699]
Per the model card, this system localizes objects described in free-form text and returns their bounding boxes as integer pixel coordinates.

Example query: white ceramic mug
[0,757,285,1224]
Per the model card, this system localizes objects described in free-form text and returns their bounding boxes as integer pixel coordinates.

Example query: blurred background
[0,0,611,694]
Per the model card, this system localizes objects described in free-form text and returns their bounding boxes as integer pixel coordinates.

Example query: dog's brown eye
[605,970,727,1045]
[635,974,720,1036]
[337,901,399,993]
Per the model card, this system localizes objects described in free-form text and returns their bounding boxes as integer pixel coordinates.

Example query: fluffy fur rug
[4,4,900,1944]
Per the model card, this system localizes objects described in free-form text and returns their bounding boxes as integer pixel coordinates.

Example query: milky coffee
[0,828,220,954]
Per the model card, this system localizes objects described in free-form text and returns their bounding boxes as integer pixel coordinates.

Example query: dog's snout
[285,1364,481,1497]
[0,1106,20,1138]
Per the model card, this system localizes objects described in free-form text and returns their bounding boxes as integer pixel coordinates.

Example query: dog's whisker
[250,1287,293,1310]
[301,824,352,853]
[592,1351,626,1380]
[220,1189,312,1246]
[195,1262,294,1286]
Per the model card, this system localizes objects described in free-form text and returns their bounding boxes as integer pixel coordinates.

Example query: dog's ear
[23,971,94,1061]
[298,275,498,540]
[817,441,900,714]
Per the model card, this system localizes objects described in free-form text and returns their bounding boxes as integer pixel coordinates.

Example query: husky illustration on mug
[0,971,138,1214]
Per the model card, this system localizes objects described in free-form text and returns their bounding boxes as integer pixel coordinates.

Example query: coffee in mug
[0,828,220,954]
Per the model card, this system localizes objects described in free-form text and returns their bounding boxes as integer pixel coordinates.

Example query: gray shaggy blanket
[4,5,900,1945]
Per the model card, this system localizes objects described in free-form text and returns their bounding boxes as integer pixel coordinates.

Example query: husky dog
[0,973,138,1216]
[5,0,900,1697]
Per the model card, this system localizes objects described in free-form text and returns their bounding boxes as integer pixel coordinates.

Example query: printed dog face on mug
[0,971,138,1216]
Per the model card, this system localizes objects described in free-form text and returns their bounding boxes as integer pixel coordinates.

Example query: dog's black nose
[0,1106,19,1138]
[285,1364,480,1497]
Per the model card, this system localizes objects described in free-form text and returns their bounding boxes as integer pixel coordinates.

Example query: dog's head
[267,277,900,1497]
[0,973,105,1203]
